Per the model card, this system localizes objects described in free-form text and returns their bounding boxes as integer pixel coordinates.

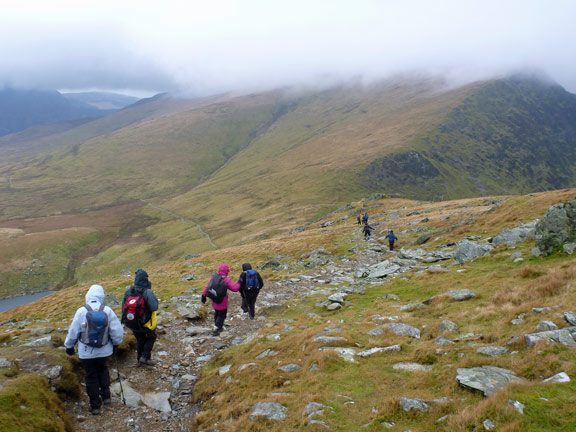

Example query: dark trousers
[389,240,395,251]
[214,309,227,330]
[241,289,260,318]
[81,357,111,409]
[133,329,157,361]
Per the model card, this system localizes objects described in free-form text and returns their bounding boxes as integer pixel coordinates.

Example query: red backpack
[121,287,146,330]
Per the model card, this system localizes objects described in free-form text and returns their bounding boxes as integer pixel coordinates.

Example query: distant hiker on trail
[201,264,240,336]
[238,263,264,320]
[363,212,369,225]
[363,224,375,240]
[357,215,362,225]
[385,230,398,251]
[64,284,124,415]
[121,269,159,367]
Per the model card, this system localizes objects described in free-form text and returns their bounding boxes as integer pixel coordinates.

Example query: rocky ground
[65,234,386,432]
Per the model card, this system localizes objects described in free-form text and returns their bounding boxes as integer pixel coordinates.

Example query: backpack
[80,304,109,348]
[122,288,147,330]
[245,269,259,290]
[205,274,228,304]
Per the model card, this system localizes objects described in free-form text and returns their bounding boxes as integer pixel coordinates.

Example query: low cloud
[1,0,575,96]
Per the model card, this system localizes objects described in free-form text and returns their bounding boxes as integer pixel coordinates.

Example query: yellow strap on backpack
[144,311,157,331]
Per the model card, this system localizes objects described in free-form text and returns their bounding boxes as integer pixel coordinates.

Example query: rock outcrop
[534,198,576,256]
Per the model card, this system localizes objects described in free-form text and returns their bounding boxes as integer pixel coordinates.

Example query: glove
[201,295,206,304]
[66,347,75,356]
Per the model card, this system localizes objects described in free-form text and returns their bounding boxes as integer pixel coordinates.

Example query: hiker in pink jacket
[201,264,240,336]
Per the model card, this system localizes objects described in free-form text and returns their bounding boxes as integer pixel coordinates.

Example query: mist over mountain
[62,91,140,110]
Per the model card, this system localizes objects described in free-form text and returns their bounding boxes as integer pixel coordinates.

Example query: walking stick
[114,351,126,405]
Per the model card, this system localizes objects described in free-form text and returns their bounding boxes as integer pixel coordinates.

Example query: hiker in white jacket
[64,284,124,415]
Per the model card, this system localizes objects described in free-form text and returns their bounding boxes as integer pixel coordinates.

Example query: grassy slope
[1,189,575,431]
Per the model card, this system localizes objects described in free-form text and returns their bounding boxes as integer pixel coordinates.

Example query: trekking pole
[114,351,126,405]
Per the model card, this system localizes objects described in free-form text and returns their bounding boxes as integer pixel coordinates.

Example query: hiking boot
[89,407,101,415]
[139,358,155,366]
[211,328,222,337]
[102,398,112,405]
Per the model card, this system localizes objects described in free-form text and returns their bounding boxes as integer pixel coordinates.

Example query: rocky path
[65,233,384,431]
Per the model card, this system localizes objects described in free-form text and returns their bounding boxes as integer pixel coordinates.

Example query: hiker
[363,224,375,240]
[357,215,362,225]
[201,264,240,336]
[238,263,264,320]
[363,212,369,225]
[64,284,124,415]
[121,269,159,367]
[385,229,398,251]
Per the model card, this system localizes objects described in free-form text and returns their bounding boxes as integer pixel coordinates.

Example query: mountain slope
[0,88,109,137]
[62,91,139,110]
[362,76,576,199]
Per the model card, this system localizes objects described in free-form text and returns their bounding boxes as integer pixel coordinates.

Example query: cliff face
[361,77,576,200]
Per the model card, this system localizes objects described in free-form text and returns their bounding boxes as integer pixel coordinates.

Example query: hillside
[1,75,576,299]
[1,189,576,431]
[62,92,139,110]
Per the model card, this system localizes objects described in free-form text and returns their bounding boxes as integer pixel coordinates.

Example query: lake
[0,291,56,314]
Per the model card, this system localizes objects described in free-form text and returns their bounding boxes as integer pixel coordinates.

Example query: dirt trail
[138,199,218,249]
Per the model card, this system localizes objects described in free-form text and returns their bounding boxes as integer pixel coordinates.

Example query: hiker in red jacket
[201,264,240,336]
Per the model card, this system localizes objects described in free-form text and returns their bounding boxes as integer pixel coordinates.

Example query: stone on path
[368,260,401,278]
[456,366,524,396]
[142,392,172,413]
[111,381,142,408]
[250,402,287,421]
[185,325,211,336]
[23,336,52,347]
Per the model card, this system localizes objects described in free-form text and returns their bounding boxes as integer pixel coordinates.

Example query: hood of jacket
[85,284,105,304]
[241,263,252,271]
[218,264,230,277]
[134,269,151,290]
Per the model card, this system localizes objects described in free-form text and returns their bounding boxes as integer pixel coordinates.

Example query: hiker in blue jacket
[363,212,369,225]
[237,263,264,319]
[64,284,124,415]
[385,230,398,251]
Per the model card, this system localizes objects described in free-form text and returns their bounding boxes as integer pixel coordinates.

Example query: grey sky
[1,0,575,96]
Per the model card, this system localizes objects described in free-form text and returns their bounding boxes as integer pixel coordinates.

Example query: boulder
[448,289,476,301]
[476,346,508,357]
[456,366,525,396]
[393,362,432,372]
[368,260,401,278]
[238,363,258,372]
[23,336,52,347]
[564,312,576,326]
[382,323,420,339]
[177,304,203,320]
[328,293,347,303]
[326,303,342,311]
[535,321,559,332]
[492,220,539,246]
[0,358,14,368]
[454,240,492,264]
[398,397,430,412]
[313,336,347,346]
[250,402,287,421]
[278,364,302,373]
[534,198,576,256]
[356,345,401,357]
[543,372,570,383]
[434,336,454,345]
[524,327,576,347]
[319,347,357,363]
[219,365,232,376]
[439,320,459,333]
